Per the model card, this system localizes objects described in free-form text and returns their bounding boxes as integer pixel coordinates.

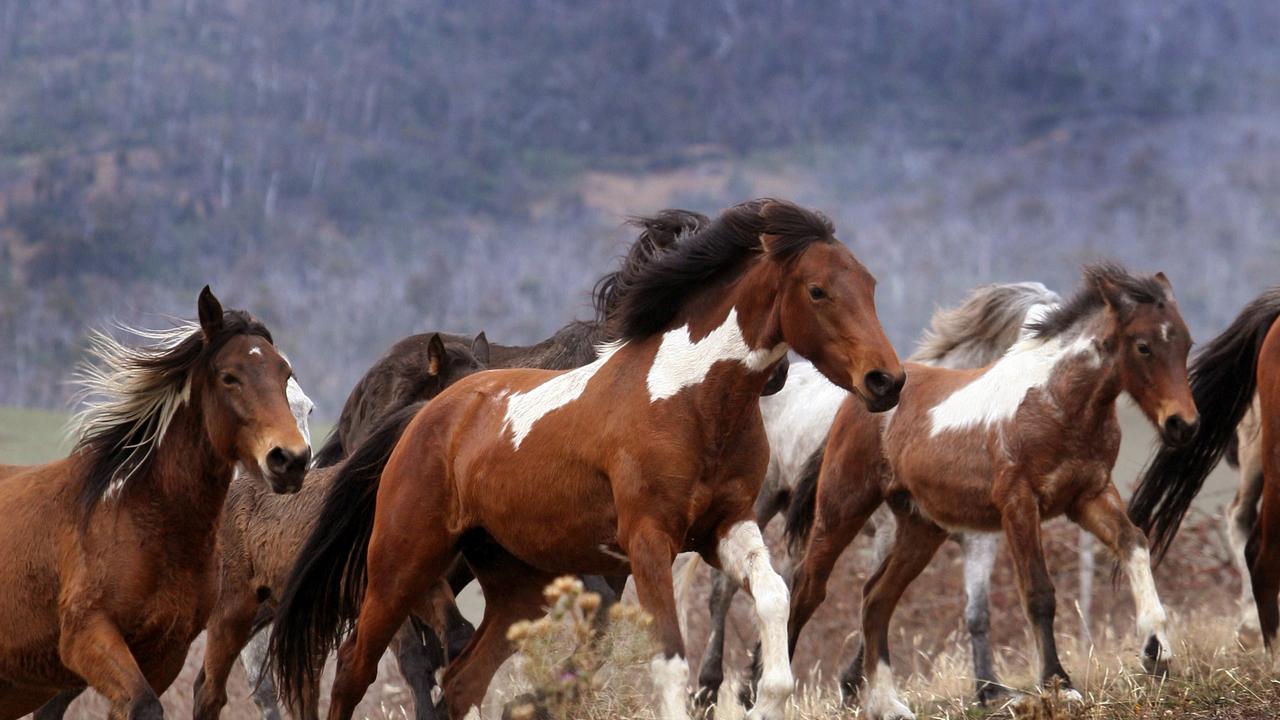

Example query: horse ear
[1153,272,1173,296]
[426,333,446,376]
[197,286,224,340]
[759,233,781,256]
[471,332,490,366]
[1092,274,1131,314]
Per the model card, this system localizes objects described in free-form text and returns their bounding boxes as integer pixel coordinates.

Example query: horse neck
[131,398,236,541]
[655,261,787,407]
[1046,317,1124,426]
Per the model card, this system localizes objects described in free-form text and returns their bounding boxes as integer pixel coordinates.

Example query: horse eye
[220,372,242,387]
[807,285,827,301]
[1136,341,1152,356]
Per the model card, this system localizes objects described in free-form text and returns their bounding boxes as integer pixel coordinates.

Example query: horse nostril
[864,370,892,398]
[1163,416,1194,443]
[267,447,310,477]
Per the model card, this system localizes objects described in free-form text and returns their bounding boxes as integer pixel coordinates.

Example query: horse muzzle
[262,445,310,493]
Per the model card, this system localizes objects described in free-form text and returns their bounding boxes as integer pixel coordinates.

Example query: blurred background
[2,1,1279,420]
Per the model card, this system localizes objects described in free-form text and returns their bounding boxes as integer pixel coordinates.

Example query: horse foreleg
[1001,488,1074,694]
[1070,485,1172,675]
[57,611,162,719]
[717,521,793,720]
[624,523,689,720]
[960,532,1004,705]
[195,587,263,720]
[859,507,947,720]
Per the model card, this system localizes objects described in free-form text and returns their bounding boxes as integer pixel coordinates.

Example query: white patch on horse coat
[1125,544,1173,658]
[248,345,262,357]
[286,376,315,445]
[759,361,847,489]
[718,521,794,718]
[864,660,915,720]
[928,333,1097,437]
[649,654,691,720]
[502,344,622,450]
[647,308,787,402]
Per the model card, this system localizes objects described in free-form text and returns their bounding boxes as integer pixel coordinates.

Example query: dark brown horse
[787,264,1197,719]
[268,199,904,720]
[1129,287,1280,648]
[193,333,486,720]
[0,288,309,719]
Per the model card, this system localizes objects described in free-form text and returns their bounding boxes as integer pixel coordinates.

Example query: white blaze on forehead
[286,376,315,445]
[928,332,1097,437]
[249,345,263,357]
[647,308,787,402]
[502,344,622,450]
[1160,323,1171,341]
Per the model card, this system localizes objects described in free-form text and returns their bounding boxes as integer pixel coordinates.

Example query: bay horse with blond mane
[268,199,904,720]
[787,264,1197,719]
[1129,287,1280,648]
[0,288,310,719]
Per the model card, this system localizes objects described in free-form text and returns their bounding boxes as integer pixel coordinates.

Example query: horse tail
[268,401,424,715]
[1129,288,1280,562]
[310,428,345,468]
[909,281,1061,368]
[784,443,827,555]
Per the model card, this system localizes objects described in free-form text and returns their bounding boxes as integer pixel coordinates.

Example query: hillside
[2,2,1280,415]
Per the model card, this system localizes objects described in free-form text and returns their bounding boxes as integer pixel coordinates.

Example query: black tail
[311,428,345,468]
[784,443,827,555]
[268,401,424,716]
[1129,288,1280,562]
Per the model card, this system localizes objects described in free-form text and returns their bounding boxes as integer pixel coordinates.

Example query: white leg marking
[962,533,998,628]
[1227,506,1261,632]
[462,706,481,720]
[863,660,914,720]
[718,522,793,719]
[1126,545,1172,658]
[649,654,690,720]
[1077,528,1095,646]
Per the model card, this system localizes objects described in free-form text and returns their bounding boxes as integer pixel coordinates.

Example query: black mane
[609,199,836,340]
[74,310,272,518]
[1029,262,1168,339]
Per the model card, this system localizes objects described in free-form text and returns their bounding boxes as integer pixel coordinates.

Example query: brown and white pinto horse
[268,199,904,720]
[787,264,1197,719]
[1130,287,1280,648]
[0,288,309,719]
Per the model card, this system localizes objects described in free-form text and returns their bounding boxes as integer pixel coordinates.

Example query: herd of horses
[0,198,1278,720]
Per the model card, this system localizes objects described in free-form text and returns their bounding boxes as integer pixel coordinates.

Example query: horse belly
[465,454,626,575]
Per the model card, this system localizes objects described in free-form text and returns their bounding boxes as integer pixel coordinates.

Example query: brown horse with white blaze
[787,264,1197,719]
[0,288,309,719]
[268,199,904,720]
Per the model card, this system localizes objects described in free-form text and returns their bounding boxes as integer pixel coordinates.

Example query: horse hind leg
[860,506,948,720]
[443,543,557,719]
[32,689,81,720]
[1251,410,1280,652]
[692,568,737,714]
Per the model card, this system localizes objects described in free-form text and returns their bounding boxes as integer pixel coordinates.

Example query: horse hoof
[690,684,718,715]
[1142,655,1171,678]
[975,683,1011,707]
